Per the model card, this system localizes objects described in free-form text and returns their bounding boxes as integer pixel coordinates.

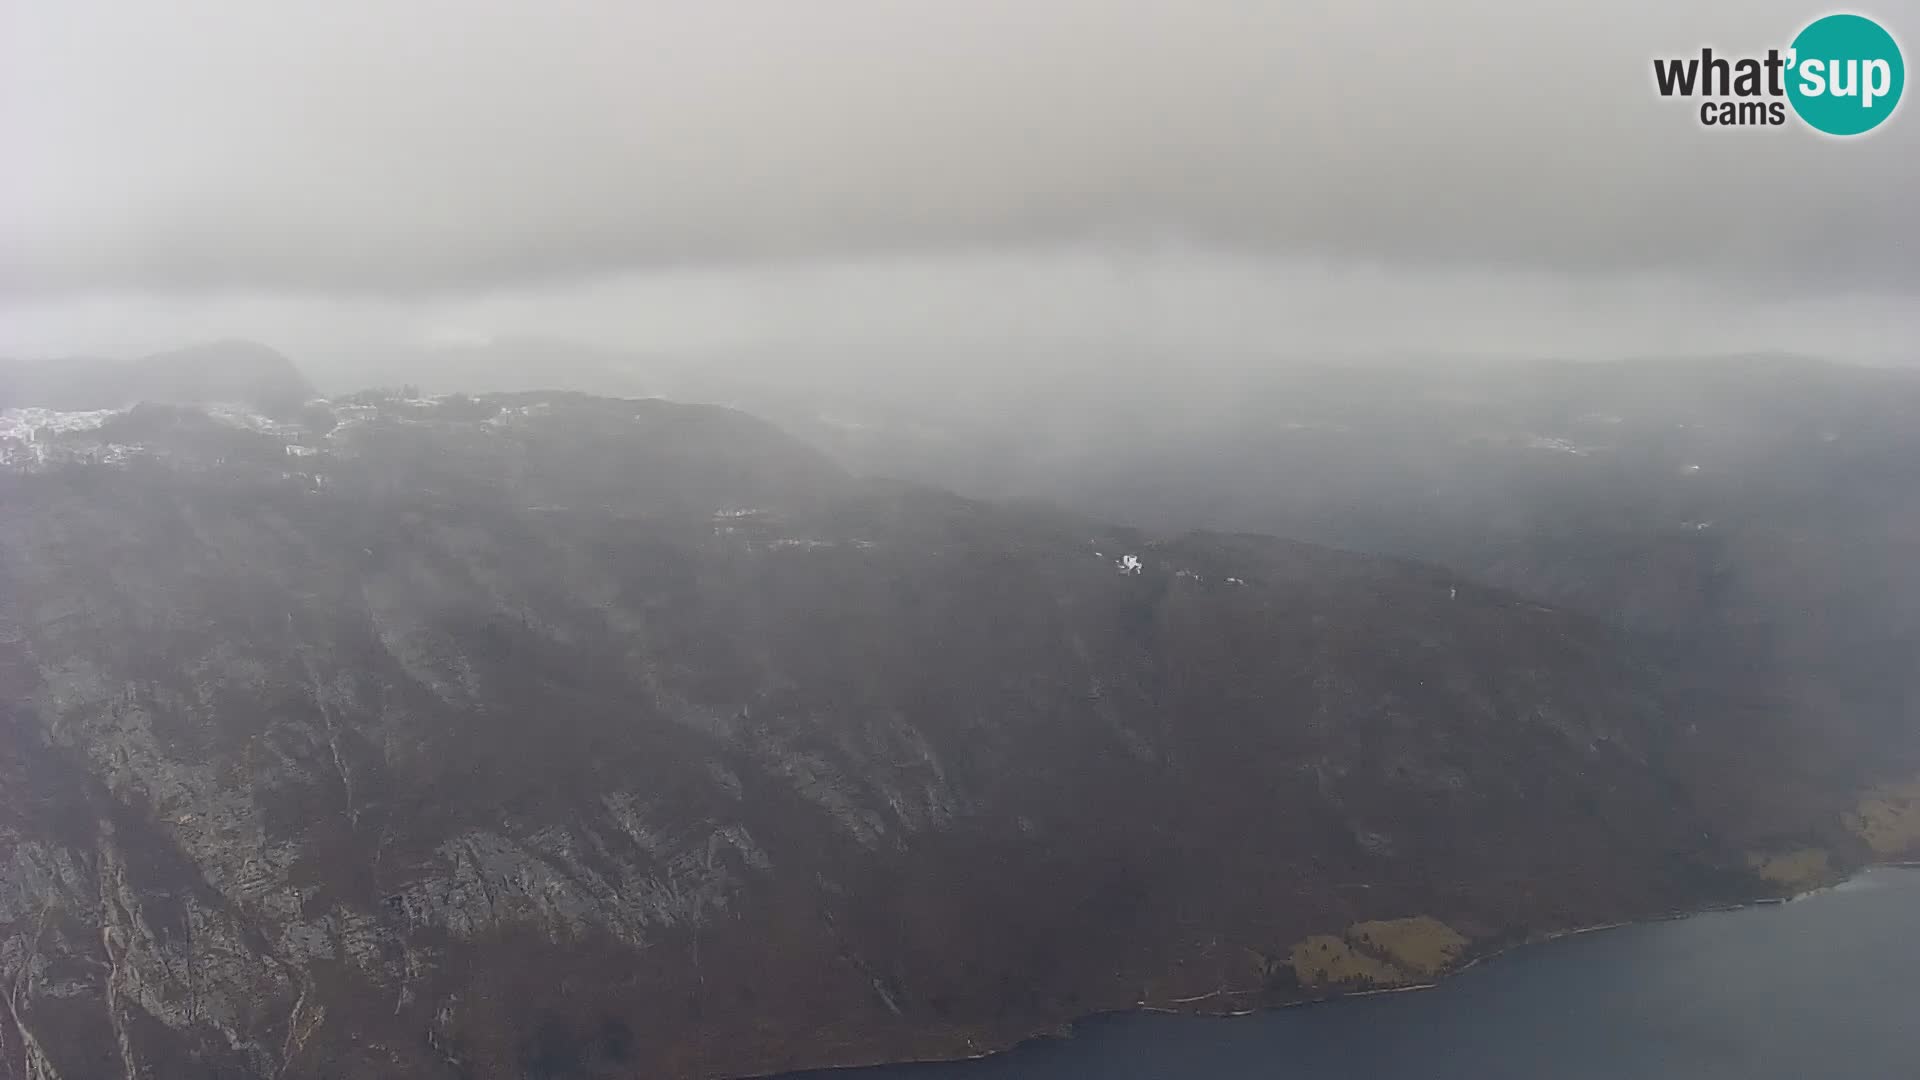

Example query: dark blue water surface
[791,868,1920,1079]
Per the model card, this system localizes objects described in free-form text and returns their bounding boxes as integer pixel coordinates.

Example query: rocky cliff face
[0,388,1872,1079]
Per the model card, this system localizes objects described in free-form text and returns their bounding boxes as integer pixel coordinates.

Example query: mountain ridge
[0,383,1904,1079]
[0,340,316,415]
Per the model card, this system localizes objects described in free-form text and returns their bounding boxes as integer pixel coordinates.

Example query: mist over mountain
[735,353,1920,774]
[1,344,1915,1078]
[5,0,1916,1075]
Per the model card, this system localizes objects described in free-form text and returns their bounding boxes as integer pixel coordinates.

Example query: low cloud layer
[5,0,1917,298]
[2,1,1916,369]
[6,250,1917,377]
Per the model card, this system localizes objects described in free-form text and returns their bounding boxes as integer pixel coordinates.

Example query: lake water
[790,867,1920,1079]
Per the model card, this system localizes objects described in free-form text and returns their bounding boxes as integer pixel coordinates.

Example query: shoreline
[752,861,1920,1079]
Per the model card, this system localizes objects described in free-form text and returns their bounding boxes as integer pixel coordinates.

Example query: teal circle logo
[1787,14,1905,135]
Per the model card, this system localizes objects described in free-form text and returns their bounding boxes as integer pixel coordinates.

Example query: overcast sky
[3,0,1917,366]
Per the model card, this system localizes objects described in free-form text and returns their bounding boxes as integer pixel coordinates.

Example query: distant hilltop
[0,339,316,414]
